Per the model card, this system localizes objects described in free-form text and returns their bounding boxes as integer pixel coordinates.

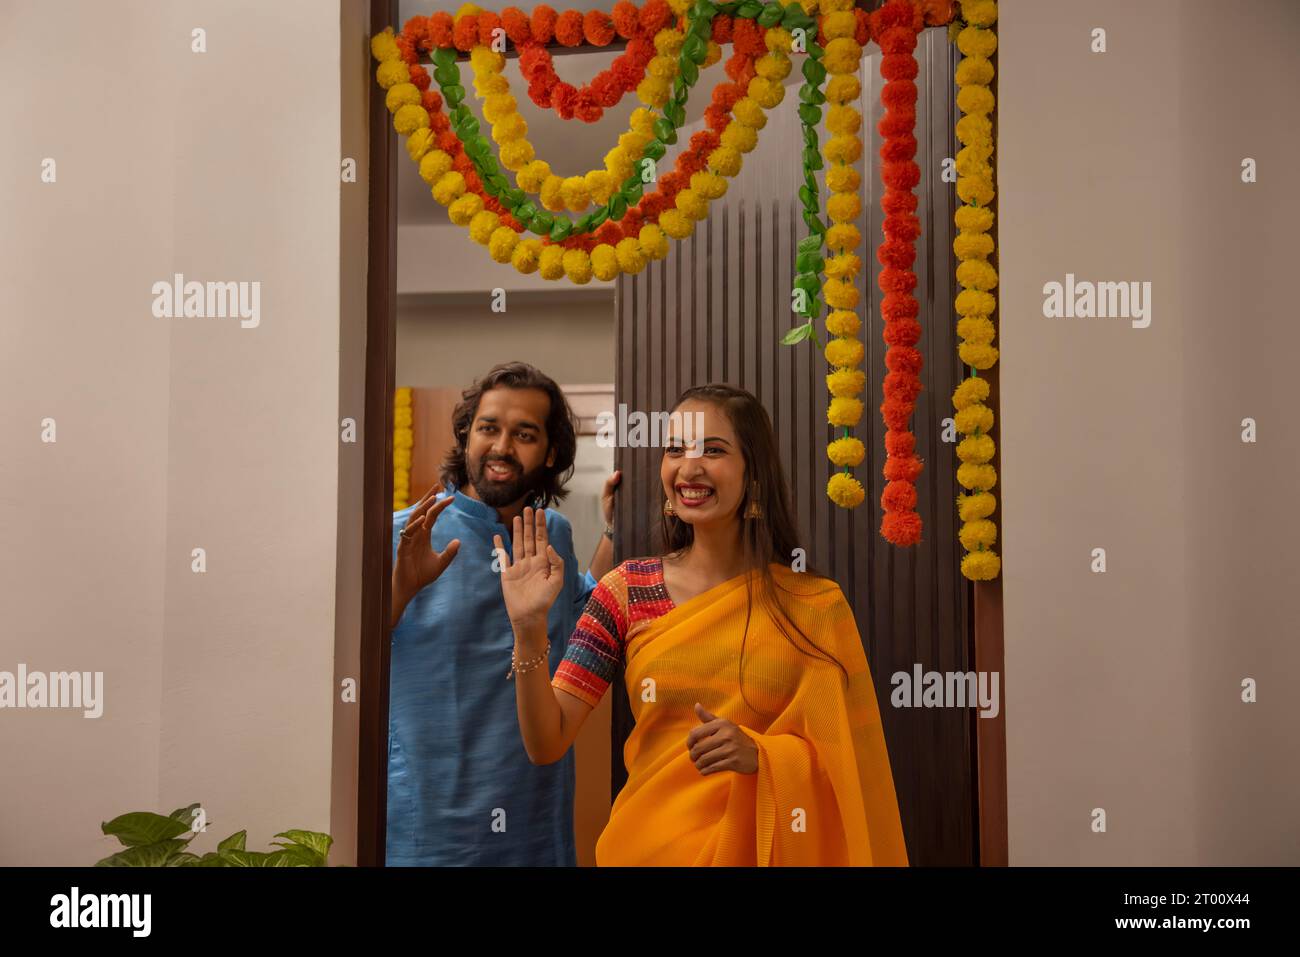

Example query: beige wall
[999,0,1300,864]
[396,294,615,388]
[0,0,365,865]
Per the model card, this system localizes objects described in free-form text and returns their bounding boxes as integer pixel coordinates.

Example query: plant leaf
[781,322,812,345]
[167,803,201,825]
[217,830,247,854]
[95,839,189,867]
[218,849,272,867]
[273,830,333,865]
[797,235,823,255]
[266,845,320,867]
[102,812,192,847]
[261,850,305,867]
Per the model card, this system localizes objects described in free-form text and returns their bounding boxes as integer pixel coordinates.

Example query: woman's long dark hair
[658,384,849,715]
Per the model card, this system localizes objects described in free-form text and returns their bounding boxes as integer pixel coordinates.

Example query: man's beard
[468,453,547,508]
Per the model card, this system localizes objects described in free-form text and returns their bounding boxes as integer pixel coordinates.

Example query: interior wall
[0,0,355,865]
[998,0,1300,865]
[396,295,615,387]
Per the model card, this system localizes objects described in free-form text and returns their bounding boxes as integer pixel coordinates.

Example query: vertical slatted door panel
[611,30,973,866]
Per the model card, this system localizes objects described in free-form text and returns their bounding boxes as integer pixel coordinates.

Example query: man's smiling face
[463,386,556,508]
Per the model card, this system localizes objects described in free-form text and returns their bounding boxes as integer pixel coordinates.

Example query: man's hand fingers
[399,514,427,551]
[493,534,510,570]
[435,539,461,574]
[426,494,455,523]
[410,483,445,519]
[511,516,523,565]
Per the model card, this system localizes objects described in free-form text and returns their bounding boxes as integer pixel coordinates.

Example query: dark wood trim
[357,0,398,868]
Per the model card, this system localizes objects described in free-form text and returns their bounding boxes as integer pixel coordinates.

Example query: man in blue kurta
[386,363,617,866]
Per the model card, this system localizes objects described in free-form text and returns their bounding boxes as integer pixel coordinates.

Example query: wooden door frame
[357,0,397,868]
[354,0,1007,868]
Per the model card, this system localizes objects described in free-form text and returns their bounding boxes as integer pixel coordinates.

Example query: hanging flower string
[869,0,925,545]
[950,0,1000,580]
[515,4,661,121]
[817,0,870,509]
[393,387,414,510]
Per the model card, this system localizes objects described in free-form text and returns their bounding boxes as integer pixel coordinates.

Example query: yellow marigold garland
[820,0,867,509]
[374,15,792,285]
[393,387,414,510]
[465,20,721,215]
[952,0,1001,580]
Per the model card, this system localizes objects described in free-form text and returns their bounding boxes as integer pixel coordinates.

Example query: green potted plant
[96,802,333,867]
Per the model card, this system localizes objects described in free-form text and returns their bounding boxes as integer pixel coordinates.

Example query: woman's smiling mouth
[676,483,714,506]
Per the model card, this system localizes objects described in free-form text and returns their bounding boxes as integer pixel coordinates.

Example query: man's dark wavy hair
[439,361,577,509]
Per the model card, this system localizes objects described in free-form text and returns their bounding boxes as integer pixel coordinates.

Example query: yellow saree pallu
[595,564,908,866]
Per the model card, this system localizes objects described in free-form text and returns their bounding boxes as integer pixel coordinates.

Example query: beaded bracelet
[507,641,550,680]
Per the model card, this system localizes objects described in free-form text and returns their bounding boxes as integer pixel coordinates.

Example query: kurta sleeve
[551,565,629,709]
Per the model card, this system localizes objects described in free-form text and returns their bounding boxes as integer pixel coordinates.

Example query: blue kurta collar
[444,481,500,525]
[444,480,544,527]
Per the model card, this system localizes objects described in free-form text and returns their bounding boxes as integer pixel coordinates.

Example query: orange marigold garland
[570,13,765,252]
[517,2,667,121]
[870,0,925,546]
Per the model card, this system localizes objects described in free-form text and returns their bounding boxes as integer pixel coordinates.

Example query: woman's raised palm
[494,506,565,627]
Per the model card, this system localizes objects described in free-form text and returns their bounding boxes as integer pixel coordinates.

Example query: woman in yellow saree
[495,384,907,866]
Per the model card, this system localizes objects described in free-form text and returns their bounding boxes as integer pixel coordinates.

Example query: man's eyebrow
[477,415,541,432]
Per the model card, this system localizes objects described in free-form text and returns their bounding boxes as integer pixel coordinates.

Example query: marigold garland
[570,15,768,252]
[515,3,665,121]
[869,0,925,545]
[393,387,414,510]
[818,0,869,510]
[376,6,791,284]
[424,2,681,223]
[467,42,678,215]
[374,0,979,522]
[951,0,1000,580]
